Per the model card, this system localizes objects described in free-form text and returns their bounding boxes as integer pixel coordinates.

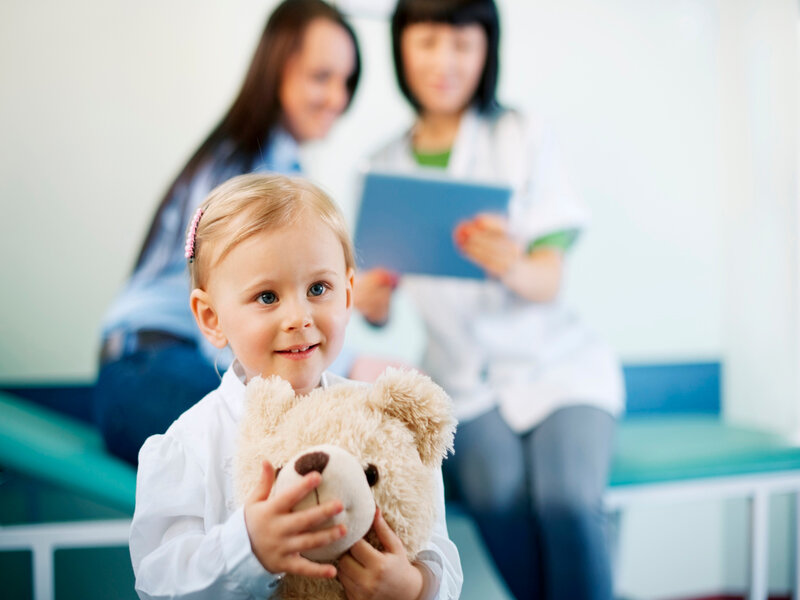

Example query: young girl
[95,0,361,465]
[355,1,624,599]
[129,174,462,600]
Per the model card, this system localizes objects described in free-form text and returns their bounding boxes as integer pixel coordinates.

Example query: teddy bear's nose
[295,451,329,476]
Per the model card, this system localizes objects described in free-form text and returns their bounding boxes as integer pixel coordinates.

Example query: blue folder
[353,171,512,279]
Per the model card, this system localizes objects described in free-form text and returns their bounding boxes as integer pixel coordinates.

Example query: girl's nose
[282,299,312,330]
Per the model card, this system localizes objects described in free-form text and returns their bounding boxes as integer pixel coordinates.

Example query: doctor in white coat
[355,1,624,599]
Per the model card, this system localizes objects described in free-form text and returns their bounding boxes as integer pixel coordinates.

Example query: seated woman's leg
[445,408,541,600]
[524,405,616,600]
[93,342,219,464]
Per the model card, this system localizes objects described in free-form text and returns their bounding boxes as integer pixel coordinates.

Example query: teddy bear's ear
[367,368,455,467]
[241,375,297,436]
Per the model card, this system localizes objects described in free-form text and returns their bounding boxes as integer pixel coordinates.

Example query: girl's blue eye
[309,283,326,297]
[257,291,277,305]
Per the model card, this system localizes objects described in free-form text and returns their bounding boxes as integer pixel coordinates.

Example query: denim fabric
[93,340,221,465]
[444,406,615,600]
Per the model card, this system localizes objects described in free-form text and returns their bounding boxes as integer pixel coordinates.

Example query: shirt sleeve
[413,469,464,600]
[504,113,590,247]
[528,229,580,253]
[130,434,281,600]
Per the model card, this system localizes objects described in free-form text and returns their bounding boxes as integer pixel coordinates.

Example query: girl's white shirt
[130,362,462,600]
[369,106,625,432]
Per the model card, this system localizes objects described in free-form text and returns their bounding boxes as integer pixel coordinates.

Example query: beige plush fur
[234,368,456,600]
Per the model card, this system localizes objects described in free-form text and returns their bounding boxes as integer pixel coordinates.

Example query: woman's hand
[353,268,398,326]
[454,213,564,302]
[454,214,521,278]
[337,508,426,600]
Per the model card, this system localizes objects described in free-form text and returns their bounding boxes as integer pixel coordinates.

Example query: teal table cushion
[0,392,136,513]
[611,415,800,486]
[4,390,800,511]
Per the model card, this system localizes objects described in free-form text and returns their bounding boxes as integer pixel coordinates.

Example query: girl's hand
[354,268,398,326]
[337,508,425,600]
[243,460,346,578]
[454,214,521,278]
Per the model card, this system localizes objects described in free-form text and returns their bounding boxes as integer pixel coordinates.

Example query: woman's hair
[136,0,361,268]
[391,0,500,114]
[188,173,355,290]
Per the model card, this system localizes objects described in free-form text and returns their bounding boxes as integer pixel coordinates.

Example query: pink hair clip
[185,207,204,262]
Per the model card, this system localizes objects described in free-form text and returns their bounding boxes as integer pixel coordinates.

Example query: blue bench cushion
[611,415,800,486]
[623,362,720,415]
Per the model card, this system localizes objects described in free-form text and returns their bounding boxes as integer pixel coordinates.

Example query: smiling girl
[130,173,463,600]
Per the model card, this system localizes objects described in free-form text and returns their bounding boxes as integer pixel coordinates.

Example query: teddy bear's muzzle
[272,444,377,562]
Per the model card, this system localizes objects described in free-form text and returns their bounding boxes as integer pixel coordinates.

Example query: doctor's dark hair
[135,0,361,270]
[391,0,500,114]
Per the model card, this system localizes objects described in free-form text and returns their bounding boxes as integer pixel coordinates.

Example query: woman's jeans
[93,340,220,465]
[444,405,616,600]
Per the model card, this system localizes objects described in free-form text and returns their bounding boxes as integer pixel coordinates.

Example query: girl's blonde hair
[187,173,355,289]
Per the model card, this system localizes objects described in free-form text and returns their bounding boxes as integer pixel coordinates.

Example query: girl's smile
[275,343,320,359]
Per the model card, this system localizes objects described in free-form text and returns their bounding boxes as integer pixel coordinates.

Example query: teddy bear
[234,367,456,600]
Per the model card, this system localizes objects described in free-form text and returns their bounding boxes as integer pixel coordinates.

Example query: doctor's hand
[354,268,398,327]
[337,508,426,600]
[243,460,346,579]
[454,214,522,278]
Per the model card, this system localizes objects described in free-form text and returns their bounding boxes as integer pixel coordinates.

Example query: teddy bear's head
[271,443,377,562]
[234,368,454,598]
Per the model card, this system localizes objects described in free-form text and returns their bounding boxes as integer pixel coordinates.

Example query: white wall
[719,0,800,438]
[1,0,797,597]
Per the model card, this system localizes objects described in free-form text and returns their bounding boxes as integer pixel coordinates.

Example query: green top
[412,148,452,169]
[528,229,578,253]
[412,148,577,252]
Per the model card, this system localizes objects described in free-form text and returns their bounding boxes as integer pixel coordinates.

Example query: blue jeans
[444,405,615,600]
[93,341,220,465]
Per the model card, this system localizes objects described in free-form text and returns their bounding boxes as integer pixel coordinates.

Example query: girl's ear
[190,289,227,348]
[345,267,355,311]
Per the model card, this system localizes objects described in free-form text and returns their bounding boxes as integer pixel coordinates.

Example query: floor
[446,507,514,600]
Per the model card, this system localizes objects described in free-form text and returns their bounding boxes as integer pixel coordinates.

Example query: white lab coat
[370,106,624,432]
[130,362,462,600]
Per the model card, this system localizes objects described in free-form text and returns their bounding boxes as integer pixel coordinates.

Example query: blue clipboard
[353,171,512,279]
